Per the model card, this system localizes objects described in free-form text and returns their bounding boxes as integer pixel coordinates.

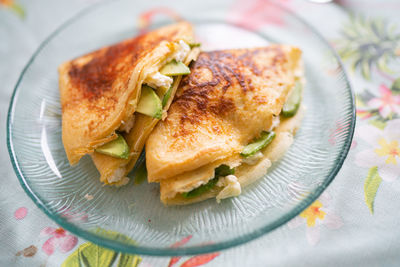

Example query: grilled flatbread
[159,106,304,205]
[145,46,304,205]
[59,22,199,185]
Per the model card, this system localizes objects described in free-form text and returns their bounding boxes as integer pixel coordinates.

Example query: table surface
[1,0,400,266]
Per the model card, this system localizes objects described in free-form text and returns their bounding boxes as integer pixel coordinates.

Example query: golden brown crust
[90,41,200,184]
[174,47,290,128]
[59,22,193,165]
[146,46,302,182]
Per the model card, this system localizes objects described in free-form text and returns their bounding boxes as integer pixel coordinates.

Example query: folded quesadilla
[145,46,304,205]
[59,22,200,185]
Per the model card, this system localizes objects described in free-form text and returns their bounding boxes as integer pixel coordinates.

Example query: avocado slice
[189,42,201,48]
[181,164,235,198]
[282,81,302,118]
[162,86,173,108]
[241,131,276,158]
[160,60,190,76]
[136,85,162,119]
[215,164,235,177]
[95,134,129,159]
[182,177,219,198]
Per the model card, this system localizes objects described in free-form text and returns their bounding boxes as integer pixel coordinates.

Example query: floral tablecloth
[1,0,400,266]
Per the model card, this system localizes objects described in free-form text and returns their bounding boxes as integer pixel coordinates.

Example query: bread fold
[59,22,198,184]
[145,46,304,204]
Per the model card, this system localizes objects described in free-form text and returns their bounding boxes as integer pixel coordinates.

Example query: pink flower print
[180,253,220,267]
[14,207,27,220]
[168,235,193,267]
[167,235,220,267]
[288,192,343,246]
[229,0,291,31]
[137,8,182,34]
[368,84,400,118]
[40,227,78,255]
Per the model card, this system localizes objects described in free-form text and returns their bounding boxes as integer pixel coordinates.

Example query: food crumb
[16,245,37,257]
[84,194,94,201]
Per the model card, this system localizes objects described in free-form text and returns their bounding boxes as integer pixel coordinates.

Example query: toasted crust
[90,47,200,185]
[146,46,302,182]
[59,22,194,165]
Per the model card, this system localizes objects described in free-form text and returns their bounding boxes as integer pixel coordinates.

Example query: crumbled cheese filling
[144,72,173,89]
[242,151,264,165]
[119,115,135,133]
[269,115,280,131]
[173,40,191,62]
[216,175,242,203]
[108,167,126,183]
[107,40,193,185]
[144,40,191,90]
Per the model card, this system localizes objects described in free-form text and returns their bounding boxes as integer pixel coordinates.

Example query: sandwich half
[145,46,304,205]
[59,22,200,185]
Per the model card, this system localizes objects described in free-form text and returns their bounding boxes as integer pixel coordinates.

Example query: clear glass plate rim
[6,0,356,256]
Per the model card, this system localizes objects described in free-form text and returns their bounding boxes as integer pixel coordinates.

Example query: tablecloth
[1,0,400,266]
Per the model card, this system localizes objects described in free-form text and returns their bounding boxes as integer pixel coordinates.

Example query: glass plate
[7,0,355,256]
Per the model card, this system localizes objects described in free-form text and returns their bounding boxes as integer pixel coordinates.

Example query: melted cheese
[216,175,242,203]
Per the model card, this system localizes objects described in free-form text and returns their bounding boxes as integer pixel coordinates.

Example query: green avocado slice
[136,85,162,119]
[189,42,201,48]
[282,81,302,118]
[181,164,235,198]
[240,131,276,158]
[162,86,173,108]
[95,134,129,159]
[181,177,219,199]
[214,164,235,177]
[160,60,190,76]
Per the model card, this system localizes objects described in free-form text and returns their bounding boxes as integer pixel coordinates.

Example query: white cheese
[269,115,280,131]
[108,167,125,183]
[242,151,264,165]
[216,175,242,203]
[119,115,135,133]
[173,40,191,62]
[144,40,190,90]
[144,72,173,89]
